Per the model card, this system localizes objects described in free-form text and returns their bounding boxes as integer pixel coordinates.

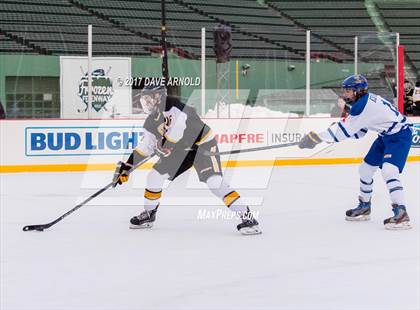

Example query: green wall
[0,55,60,105]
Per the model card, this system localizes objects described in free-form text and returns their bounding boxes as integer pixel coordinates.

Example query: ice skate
[384,205,411,230]
[345,197,371,221]
[130,206,158,229]
[237,208,262,235]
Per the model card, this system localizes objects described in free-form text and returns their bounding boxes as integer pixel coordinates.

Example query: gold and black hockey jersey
[138,96,214,155]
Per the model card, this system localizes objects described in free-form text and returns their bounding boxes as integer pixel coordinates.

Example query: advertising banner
[60,57,131,119]
[1,118,419,172]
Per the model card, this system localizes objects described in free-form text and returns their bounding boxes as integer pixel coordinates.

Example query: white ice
[1,163,419,310]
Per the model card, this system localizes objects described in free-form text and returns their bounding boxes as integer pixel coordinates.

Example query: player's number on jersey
[383,100,399,116]
[372,94,399,116]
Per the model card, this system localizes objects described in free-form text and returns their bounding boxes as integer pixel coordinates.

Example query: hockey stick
[198,141,300,156]
[22,155,154,232]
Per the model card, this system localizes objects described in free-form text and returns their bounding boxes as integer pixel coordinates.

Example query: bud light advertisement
[25,126,144,156]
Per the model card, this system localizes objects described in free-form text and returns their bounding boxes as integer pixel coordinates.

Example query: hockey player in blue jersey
[299,74,413,230]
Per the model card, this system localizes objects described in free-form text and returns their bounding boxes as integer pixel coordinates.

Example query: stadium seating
[0,33,36,53]
[266,0,418,76]
[71,0,300,60]
[376,1,420,76]
[175,0,308,56]
[267,1,376,54]
[0,0,418,74]
[0,0,155,56]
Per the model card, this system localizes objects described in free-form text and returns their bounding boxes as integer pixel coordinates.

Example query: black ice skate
[384,204,411,230]
[237,208,262,235]
[130,206,158,229]
[345,197,371,221]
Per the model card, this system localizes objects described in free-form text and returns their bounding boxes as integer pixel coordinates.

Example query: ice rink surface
[1,163,419,310]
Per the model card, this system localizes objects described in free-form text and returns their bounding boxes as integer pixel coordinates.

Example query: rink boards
[0,117,419,172]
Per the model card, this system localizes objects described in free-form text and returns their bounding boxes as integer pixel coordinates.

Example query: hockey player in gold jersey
[113,84,261,235]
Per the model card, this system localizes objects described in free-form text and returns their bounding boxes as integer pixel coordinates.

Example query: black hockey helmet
[140,82,167,114]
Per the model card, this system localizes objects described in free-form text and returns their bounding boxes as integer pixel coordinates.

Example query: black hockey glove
[113,161,133,187]
[299,131,322,149]
[112,149,151,187]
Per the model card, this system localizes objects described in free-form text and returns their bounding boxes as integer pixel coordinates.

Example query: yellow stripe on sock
[144,189,162,200]
[223,191,240,207]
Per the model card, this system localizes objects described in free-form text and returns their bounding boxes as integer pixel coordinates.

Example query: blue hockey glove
[299,131,322,149]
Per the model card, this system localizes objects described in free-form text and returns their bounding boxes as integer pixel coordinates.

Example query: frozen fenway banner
[0,118,419,172]
[60,56,132,119]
